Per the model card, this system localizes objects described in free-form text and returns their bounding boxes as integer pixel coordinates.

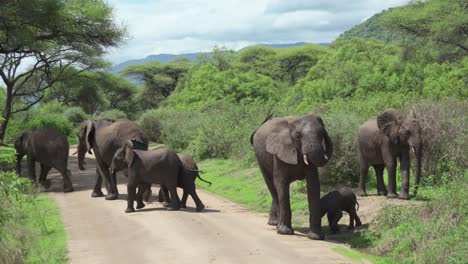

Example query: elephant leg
[357,158,369,196]
[398,151,410,200]
[158,188,165,203]
[167,187,181,211]
[27,158,37,182]
[259,165,279,226]
[352,209,362,228]
[39,164,52,189]
[373,164,387,195]
[136,184,149,209]
[385,161,398,198]
[161,186,171,207]
[329,211,342,233]
[143,186,152,202]
[126,183,137,213]
[188,187,205,212]
[273,159,293,235]
[305,167,324,240]
[96,162,118,200]
[346,209,355,230]
[181,190,189,208]
[92,168,105,197]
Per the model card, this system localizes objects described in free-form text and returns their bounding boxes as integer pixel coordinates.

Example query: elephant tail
[355,200,360,211]
[196,174,212,186]
[250,111,274,145]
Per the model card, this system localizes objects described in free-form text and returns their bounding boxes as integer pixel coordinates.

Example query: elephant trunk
[77,145,87,170]
[414,146,422,195]
[323,131,333,163]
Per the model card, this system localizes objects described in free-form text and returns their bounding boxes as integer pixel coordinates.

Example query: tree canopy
[0,0,126,140]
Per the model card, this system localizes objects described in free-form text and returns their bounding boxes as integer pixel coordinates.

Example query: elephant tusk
[72,150,78,155]
[324,154,329,161]
[303,155,309,165]
[411,147,416,154]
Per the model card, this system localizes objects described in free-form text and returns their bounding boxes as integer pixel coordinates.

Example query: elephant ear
[266,127,298,165]
[377,109,402,144]
[81,120,94,154]
[124,140,136,166]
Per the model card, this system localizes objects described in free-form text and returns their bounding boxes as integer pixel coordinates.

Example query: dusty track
[46,150,361,264]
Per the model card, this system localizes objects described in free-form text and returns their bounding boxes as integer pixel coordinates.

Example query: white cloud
[106,0,410,64]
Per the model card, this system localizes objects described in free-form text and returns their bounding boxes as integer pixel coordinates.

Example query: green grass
[333,246,392,264]
[23,195,68,264]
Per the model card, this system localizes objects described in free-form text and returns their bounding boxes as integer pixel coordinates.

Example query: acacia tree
[381,0,468,62]
[0,0,126,141]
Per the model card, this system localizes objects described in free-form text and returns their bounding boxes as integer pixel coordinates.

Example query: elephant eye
[295,132,301,139]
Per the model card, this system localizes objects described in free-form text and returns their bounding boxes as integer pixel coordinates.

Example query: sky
[106,0,409,64]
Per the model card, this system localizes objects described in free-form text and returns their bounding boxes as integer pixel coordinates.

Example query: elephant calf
[156,153,212,211]
[15,128,73,192]
[320,188,361,233]
[110,141,206,213]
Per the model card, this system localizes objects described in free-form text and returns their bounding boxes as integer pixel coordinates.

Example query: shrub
[99,109,127,120]
[26,113,73,137]
[366,175,468,263]
[406,99,467,185]
[64,107,89,125]
[138,109,162,143]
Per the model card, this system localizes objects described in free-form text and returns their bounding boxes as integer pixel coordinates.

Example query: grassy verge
[1,170,67,264]
[24,195,68,264]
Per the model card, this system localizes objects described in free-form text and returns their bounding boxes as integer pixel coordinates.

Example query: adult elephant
[77,118,148,200]
[251,113,333,240]
[15,128,73,192]
[357,109,422,199]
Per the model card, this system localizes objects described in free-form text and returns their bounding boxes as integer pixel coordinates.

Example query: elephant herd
[14,108,422,241]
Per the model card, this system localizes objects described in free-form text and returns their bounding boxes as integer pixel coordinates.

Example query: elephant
[14,128,73,192]
[357,109,422,199]
[110,141,189,213]
[320,187,361,233]
[251,112,333,240]
[77,118,148,200]
[156,153,212,210]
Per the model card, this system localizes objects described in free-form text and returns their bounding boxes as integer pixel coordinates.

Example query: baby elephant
[320,187,362,233]
[155,153,212,210]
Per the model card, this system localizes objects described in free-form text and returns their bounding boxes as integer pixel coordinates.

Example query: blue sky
[106,0,409,64]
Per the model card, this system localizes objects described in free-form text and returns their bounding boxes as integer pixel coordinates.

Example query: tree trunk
[0,84,14,142]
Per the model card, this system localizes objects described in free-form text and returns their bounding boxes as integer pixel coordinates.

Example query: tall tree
[381,0,468,62]
[0,0,126,141]
[121,58,192,109]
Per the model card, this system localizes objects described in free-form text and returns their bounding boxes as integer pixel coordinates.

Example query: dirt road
[47,150,360,264]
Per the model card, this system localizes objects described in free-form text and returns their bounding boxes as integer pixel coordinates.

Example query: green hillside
[338,9,401,43]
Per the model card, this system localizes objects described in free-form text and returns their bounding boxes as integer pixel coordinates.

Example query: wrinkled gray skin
[251,113,333,240]
[357,109,422,199]
[15,128,73,192]
[155,153,212,211]
[320,187,361,233]
[77,119,148,200]
[110,142,184,213]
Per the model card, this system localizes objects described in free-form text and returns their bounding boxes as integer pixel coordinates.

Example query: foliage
[138,110,162,142]
[381,0,468,62]
[338,9,401,43]
[99,109,127,120]
[0,0,126,141]
[46,69,139,115]
[64,107,90,126]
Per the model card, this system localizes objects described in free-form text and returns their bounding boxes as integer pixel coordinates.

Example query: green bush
[138,109,162,143]
[99,109,127,120]
[64,107,90,125]
[26,113,73,137]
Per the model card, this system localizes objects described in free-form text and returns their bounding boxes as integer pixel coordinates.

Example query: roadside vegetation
[0,146,67,264]
[0,0,466,263]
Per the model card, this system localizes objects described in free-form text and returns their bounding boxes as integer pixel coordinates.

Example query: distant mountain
[110,42,329,74]
[337,9,401,43]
